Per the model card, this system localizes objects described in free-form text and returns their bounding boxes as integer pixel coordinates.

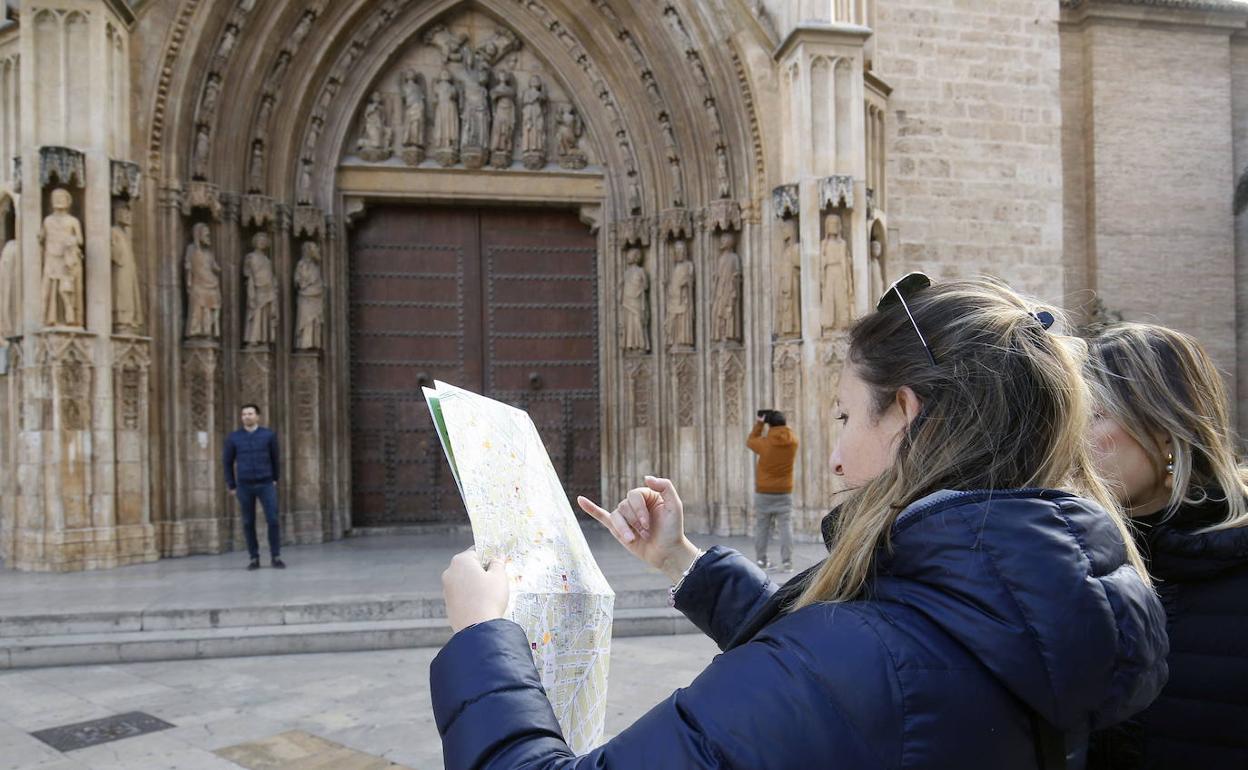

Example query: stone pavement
[0,633,722,769]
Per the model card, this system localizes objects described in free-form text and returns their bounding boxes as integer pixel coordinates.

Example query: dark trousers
[237,481,280,559]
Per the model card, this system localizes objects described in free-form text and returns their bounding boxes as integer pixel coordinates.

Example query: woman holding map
[433,276,1169,769]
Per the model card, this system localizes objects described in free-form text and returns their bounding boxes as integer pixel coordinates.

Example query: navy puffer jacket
[430,489,1168,769]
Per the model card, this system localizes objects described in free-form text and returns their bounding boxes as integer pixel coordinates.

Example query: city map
[423,381,614,753]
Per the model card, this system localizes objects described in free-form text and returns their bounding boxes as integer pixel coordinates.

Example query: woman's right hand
[578,476,701,583]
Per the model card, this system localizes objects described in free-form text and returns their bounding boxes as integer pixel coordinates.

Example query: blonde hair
[793,278,1146,610]
[1085,323,1248,532]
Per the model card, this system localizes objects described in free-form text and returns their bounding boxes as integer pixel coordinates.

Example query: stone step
[0,608,697,669]
[0,587,674,639]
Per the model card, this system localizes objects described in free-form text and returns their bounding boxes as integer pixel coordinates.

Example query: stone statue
[665,239,695,349]
[200,74,221,118]
[294,240,325,351]
[555,105,587,169]
[820,212,852,332]
[460,68,492,169]
[432,69,460,167]
[400,70,426,165]
[620,245,650,353]
[0,237,17,339]
[111,202,144,333]
[489,70,517,168]
[192,124,211,179]
[776,217,801,338]
[357,91,393,162]
[869,235,885,302]
[39,188,85,328]
[243,231,278,346]
[184,222,221,338]
[520,75,547,169]
[247,140,265,193]
[715,146,731,199]
[711,230,743,343]
[297,160,314,205]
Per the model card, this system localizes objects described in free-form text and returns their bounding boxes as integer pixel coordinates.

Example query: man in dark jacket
[223,403,284,570]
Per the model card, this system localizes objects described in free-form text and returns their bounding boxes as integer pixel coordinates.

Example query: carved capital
[293,205,324,239]
[241,194,276,229]
[772,184,799,219]
[181,181,224,221]
[706,199,742,233]
[110,160,142,199]
[659,207,693,241]
[616,215,652,247]
[819,175,854,211]
[40,146,86,188]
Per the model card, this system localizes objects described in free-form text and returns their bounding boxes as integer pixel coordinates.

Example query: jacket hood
[1137,494,1248,582]
[767,426,796,444]
[872,489,1168,731]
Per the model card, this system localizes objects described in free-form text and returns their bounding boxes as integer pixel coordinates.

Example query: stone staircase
[0,588,695,669]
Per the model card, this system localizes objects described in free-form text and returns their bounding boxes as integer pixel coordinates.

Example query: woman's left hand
[441,548,510,632]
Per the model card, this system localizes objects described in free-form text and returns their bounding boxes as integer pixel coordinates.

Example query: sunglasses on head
[876,272,937,366]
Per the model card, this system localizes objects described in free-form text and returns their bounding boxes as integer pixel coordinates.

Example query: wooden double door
[348,205,600,526]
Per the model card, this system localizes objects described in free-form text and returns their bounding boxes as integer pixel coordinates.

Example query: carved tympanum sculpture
[520,75,547,169]
[461,69,492,169]
[432,69,461,167]
[489,70,517,168]
[556,105,587,169]
[400,70,427,164]
[357,91,393,162]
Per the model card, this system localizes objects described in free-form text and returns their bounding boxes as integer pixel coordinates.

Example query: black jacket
[222,426,280,489]
[1088,492,1248,769]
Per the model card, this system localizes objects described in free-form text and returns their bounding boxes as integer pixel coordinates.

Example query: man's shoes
[247,558,260,571]
[756,558,770,570]
[272,558,286,569]
[781,560,793,572]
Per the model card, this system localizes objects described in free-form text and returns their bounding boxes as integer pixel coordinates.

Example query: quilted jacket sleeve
[672,546,778,650]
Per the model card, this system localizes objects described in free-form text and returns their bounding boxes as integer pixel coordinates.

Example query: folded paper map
[423,381,614,753]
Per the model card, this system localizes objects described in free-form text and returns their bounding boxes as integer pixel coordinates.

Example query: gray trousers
[753,492,793,564]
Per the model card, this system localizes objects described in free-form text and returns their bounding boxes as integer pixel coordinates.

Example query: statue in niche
[400,70,426,165]
[215,24,238,64]
[715,146,731,199]
[520,75,547,169]
[356,91,393,162]
[432,69,461,167]
[0,237,17,340]
[39,188,85,328]
[820,212,852,332]
[297,160,314,205]
[669,160,686,208]
[243,231,278,346]
[869,234,886,302]
[460,68,492,169]
[620,245,650,353]
[665,239,695,349]
[111,202,143,334]
[255,97,274,140]
[185,222,221,339]
[555,105,587,169]
[290,11,314,48]
[200,74,221,118]
[627,176,643,214]
[776,217,801,338]
[247,140,265,193]
[294,240,325,351]
[192,124,211,179]
[711,230,743,343]
[489,70,517,168]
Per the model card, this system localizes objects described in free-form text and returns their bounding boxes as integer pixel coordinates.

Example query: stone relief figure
[297,160,314,205]
[425,24,469,65]
[489,70,517,168]
[0,237,17,339]
[555,105,587,169]
[715,146,731,199]
[869,234,886,302]
[665,239,695,349]
[520,75,547,169]
[247,140,265,193]
[620,245,650,353]
[243,232,278,346]
[711,230,743,343]
[356,91,393,162]
[400,70,426,165]
[192,124,211,179]
[185,222,221,339]
[776,217,801,338]
[294,240,325,351]
[820,212,852,332]
[111,202,144,333]
[475,27,520,68]
[200,74,221,118]
[460,69,492,169]
[432,69,461,167]
[39,188,85,328]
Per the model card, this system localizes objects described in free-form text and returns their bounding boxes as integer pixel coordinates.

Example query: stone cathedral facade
[0,0,1245,571]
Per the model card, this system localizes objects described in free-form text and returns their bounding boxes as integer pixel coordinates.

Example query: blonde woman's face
[830,365,915,487]
[1090,414,1169,516]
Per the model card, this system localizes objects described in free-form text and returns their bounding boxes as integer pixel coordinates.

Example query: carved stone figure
[39,188,85,328]
[247,140,265,193]
[297,160,314,205]
[520,75,547,169]
[621,245,650,353]
[460,69,492,169]
[488,70,517,168]
[255,96,274,140]
[711,230,743,343]
[432,69,461,167]
[185,222,221,339]
[400,70,426,165]
[192,124,211,179]
[111,202,144,333]
[290,11,314,47]
[776,217,801,338]
[294,241,325,351]
[665,239,695,349]
[555,105,587,169]
[669,160,686,208]
[0,237,17,339]
[820,212,852,332]
[200,74,221,118]
[870,235,886,302]
[425,24,469,65]
[357,91,393,162]
[475,27,520,68]
[243,232,277,346]
[715,146,731,199]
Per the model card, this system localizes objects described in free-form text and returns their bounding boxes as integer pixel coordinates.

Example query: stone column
[290,350,323,542]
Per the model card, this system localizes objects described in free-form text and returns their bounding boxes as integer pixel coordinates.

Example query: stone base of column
[7,523,157,572]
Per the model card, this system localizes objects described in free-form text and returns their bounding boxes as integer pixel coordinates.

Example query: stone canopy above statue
[347,11,594,172]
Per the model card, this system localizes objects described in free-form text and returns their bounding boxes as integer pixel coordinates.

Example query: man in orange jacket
[747,409,799,571]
